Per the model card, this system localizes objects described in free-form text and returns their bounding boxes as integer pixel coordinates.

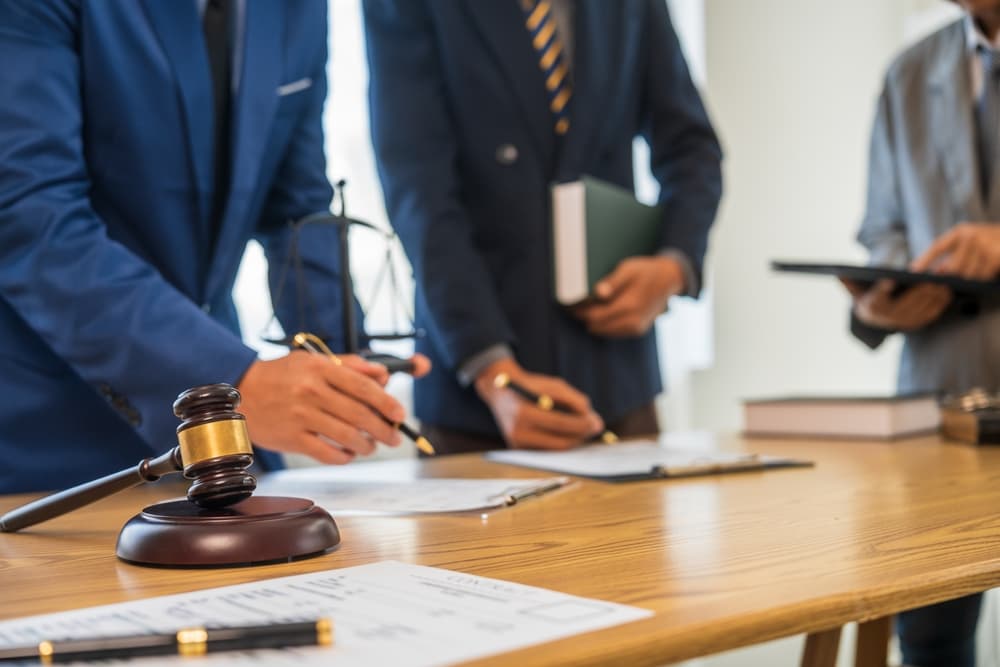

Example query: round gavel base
[116,496,340,567]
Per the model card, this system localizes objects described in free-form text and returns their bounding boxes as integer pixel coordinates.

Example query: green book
[551,176,663,305]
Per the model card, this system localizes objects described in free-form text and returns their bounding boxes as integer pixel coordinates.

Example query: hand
[841,278,952,331]
[571,255,685,337]
[237,351,406,465]
[910,222,1000,280]
[474,358,603,450]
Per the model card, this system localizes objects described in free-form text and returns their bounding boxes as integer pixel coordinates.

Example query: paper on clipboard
[257,468,571,515]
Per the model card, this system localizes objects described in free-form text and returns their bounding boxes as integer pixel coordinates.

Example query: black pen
[0,618,333,663]
[292,332,436,455]
[492,373,619,444]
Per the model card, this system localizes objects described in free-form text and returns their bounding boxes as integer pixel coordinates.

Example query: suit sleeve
[362,0,517,370]
[0,0,258,448]
[640,0,723,296]
[852,81,911,349]
[252,14,366,354]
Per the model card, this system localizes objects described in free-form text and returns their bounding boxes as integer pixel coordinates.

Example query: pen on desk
[0,618,333,663]
[292,332,436,456]
[492,373,619,444]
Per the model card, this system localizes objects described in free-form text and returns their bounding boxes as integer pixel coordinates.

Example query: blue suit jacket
[0,0,343,493]
[364,0,722,436]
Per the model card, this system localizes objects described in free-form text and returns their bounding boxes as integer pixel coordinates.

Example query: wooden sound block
[116,496,340,567]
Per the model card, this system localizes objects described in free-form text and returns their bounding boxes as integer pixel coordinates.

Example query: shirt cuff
[659,248,698,297]
[457,343,514,387]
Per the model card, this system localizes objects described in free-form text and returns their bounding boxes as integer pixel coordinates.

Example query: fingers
[294,354,405,451]
[408,353,432,378]
[911,232,958,272]
[883,284,952,330]
[518,403,600,439]
[317,360,405,425]
[526,375,594,417]
[339,354,390,385]
[297,433,357,465]
[593,259,638,300]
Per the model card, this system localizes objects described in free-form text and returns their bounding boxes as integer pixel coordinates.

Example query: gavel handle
[0,448,184,533]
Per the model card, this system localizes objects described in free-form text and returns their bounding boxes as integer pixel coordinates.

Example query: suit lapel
[554,1,631,180]
[206,0,283,298]
[463,0,554,166]
[929,21,985,221]
[139,0,213,223]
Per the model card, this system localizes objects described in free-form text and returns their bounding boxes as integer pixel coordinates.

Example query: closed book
[940,407,1000,445]
[743,394,940,439]
[551,176,663,305]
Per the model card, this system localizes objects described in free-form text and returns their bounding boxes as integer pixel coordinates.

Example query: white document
[0,561,652,666]
[257,470,571,515]
[487,437,809,480]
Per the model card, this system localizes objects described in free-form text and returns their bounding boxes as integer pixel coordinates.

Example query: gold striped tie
[521,0,571,135]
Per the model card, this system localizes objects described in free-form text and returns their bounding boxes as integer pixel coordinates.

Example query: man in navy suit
[363,0,722,452]
[0,0,425,494]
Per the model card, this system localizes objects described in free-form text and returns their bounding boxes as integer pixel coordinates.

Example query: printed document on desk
[0,561,652,666]
[257,468,571,515]
[487,439,812,481]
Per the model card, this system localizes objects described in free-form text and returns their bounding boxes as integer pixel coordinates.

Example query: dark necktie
[203,0,232,236]
[977,46,1000,203]
[521,0,572,135]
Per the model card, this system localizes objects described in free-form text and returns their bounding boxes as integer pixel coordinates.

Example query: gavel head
[173,384,257,509]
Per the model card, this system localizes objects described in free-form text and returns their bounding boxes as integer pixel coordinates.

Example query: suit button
[495,144,519,165]
[201,303,212,314]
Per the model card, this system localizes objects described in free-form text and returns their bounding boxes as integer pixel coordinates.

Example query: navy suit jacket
[0,0,344,493]
[364,0,722,436]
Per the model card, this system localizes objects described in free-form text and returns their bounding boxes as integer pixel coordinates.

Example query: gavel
[0,385,255,532]
[0,384,340,567]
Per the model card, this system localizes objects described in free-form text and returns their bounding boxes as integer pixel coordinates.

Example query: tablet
[771,260,1000,295]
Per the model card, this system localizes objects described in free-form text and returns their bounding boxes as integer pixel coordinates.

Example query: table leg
[801,627,842,667]
[854,616,891,667]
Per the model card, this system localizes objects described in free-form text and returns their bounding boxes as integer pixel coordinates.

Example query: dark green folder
[551,176,663,305]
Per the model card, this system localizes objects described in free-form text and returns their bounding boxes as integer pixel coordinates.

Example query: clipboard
[771,260,1000,296]
[256,474,573,515]
[485,443,813,483]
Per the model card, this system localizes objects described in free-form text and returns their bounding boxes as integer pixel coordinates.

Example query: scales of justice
[0,183,420,567]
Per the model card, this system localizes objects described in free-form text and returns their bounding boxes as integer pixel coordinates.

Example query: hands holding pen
[474,358,610,450]
[236,334,431,464]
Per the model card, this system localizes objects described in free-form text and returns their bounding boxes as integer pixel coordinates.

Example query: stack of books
[742,394,940,440]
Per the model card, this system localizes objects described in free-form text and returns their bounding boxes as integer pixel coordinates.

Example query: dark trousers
[422,401,659,455]
[897,593,983,667]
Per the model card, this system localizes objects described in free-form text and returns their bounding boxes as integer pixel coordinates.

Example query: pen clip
[492,478,568,506]
[292,332,342,365]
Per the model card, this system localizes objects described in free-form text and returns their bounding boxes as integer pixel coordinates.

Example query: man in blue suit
[363,0,722,452]
[0,0,422,494]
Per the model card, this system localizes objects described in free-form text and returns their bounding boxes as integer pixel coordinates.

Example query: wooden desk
[2,434,1000,666]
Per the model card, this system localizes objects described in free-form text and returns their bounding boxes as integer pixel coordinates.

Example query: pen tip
[601,431,619,444]
[416,436,436,456]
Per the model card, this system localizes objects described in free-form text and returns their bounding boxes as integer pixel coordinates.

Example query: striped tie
[521,0,571,135]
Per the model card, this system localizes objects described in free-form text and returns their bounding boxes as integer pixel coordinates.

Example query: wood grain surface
[2,434,999,666]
